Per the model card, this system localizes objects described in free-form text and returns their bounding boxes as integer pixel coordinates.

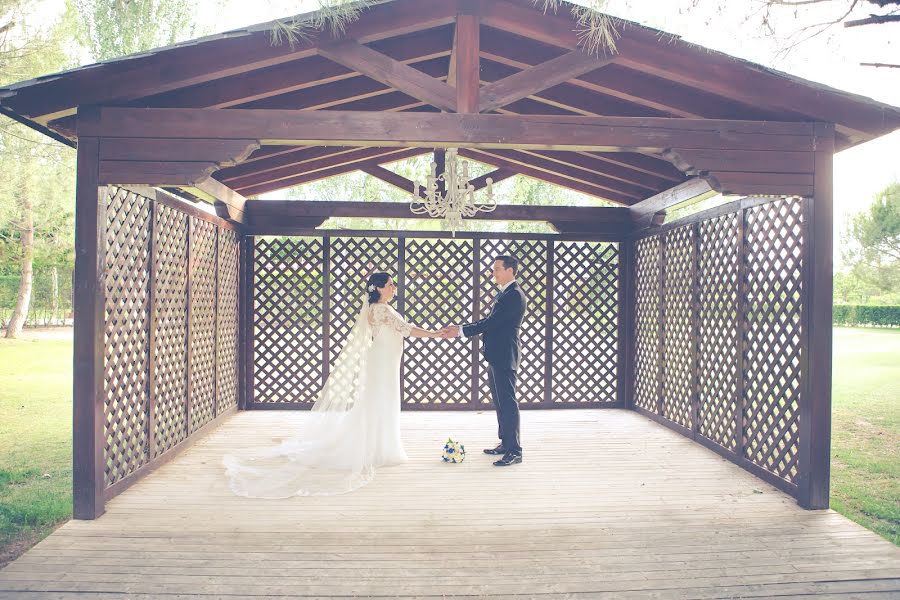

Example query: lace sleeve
[370,304,414,337]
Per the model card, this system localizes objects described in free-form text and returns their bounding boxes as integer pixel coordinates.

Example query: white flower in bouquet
[442,438,465,463]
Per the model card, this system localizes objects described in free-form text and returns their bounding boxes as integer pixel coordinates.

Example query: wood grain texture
[3,410,898,598]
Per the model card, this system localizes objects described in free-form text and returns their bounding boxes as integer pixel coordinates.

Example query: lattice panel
[552,242,619,404]
[697,214,739,451]
[254,237,325,405]
[403,238,475,407]
[189,218,217,432]
[743,198,804,483]
[634,236,660,412]
[329,237,400,361]
[476,240,547,406]
[151,203,188,457]
[662,227,694,428]
[103,187,151,487]
[216,228,240,413]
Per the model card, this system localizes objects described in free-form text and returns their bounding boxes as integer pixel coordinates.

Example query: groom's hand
[439,325,460,339]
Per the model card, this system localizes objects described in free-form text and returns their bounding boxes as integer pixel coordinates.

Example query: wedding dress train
[223,300,412,497]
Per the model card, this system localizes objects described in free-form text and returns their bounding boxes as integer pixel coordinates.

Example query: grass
[0,335,72,568]
[0,328,897,569]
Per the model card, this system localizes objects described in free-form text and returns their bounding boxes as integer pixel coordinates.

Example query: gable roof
[2,0,898,204]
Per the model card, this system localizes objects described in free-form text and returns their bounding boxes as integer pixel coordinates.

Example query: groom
[441,255,527,467]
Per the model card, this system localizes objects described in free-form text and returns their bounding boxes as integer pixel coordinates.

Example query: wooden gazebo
[2,0,899,523]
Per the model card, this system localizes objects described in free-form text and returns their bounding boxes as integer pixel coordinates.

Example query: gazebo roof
[2,0,899,204]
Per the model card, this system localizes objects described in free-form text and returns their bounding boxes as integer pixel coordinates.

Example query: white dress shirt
[456,280,516,337]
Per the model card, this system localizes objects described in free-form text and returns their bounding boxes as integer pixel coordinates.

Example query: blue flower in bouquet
[441,438,465,463]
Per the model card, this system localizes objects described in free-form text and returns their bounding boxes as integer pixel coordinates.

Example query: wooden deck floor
[1,409,898,599]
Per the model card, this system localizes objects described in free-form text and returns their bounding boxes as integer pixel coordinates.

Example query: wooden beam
[319,40,457,112]
[98,160,218,186]
[78,108,830,153]
[72,134,105,520]
[703,171,814,197]
[216,146,362,181]
[229,147,416,191]
[361,164,423,197]
[458,148,631,203]
[7,0,457,122]
[628,178,716,228]
[99,138,260,165]
[455,13,480,113]
[523,150,669,191]
[191,177,249,225]
[479,50,613,113]
[468,167,516,190]
[236,148,430,196]
[664,148,816,176]
[799,123,834,510]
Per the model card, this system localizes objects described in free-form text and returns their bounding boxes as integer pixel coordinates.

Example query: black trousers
[487,364,521,453]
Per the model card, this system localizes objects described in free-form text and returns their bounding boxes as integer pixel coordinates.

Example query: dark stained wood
[585,151,685,183]
[543,239,555,405]
[664,148,816,176]
[153,188,238,231]
[620,239,635,408]
[226,146,411,190]
[146,199,158,464]
[704,171,815,197]
[236,148,430,196]
[217,146,361,181]
[479,50,614,113]
[98,161,218,186]
[79,108,831,154]
[245,199,629,223]
[192,177,249,225]
[319,39,457,111]
[628,179,716,228]
[466,148,647,201]
[99,138,260,165]
[458,148,633,203]
[799,124,834,510]
[7,0,457,123]
[520,149,666,192]
[455,13,480,113]
[241,237,255,410]
[140,27,454,110]
[72,135,106,520]
[361,164,424,197]
[467,167,516,191]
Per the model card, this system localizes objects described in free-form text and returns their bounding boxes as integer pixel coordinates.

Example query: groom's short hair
[495,255,519,275]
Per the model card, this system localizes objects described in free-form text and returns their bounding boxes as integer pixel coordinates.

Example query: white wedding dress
[223,300,412,497]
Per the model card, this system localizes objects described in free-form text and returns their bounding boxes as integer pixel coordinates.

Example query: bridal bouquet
[442,438,465,463]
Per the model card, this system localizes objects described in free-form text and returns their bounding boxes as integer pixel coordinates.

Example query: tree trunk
[5,191,34,338]
[51,266,59,325]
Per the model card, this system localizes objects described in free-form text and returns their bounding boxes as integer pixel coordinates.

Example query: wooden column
[240,236,255,410]
[72,135,106,520]
[617,240,632,407]
[799,124,834,509]
[455,5,480,114]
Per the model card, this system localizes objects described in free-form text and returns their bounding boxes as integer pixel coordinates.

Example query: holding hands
[436,325,460,339]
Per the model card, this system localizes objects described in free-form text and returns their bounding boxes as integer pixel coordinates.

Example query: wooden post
[689,224,700,434]
[240,236,255,410]
[799,124,834,509]
[471,238,481,406]
[72,135,106,520]
[147,199,158,459]
[322,236,331,384]
[735,209,747,459]
[455,6,480,114]
[544,240,555,405]
[657,233,666,416]
[617,239,632,407]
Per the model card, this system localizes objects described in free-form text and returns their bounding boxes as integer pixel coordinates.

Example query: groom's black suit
[462,282,527,454]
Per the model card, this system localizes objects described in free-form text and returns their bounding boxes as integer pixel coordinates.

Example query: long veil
[223,297,377,497]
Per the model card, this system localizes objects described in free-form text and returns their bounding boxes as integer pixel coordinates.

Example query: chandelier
[410,148,497,232]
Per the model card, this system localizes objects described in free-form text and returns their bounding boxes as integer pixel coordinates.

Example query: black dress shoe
[483,444,507,455]
[493,451,522,467]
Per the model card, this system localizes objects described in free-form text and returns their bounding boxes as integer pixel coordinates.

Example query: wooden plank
[99,138,260,165]
[527,150,670,191]
[318,40,457,112]
[241,237,255,410]
[799,125,834,510]
[245,200,630,224]
[191,178,248,225]
[665,148,816,175]
[98,161,218,186]
[628,178,717,228]
[7,0,457,122]
[455,13,480,113]
[617,240,630,406]
[361,164,423,197]
[705,171,815,197]
[77,108,829,153]
[217,146,360,181]
[152,188,238,231]
[480,50,613,113]
[234,148,430,196]
[468,167,516,191]
[72,135,106,520]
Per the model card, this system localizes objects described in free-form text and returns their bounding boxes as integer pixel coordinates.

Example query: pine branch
[845,13,900,25]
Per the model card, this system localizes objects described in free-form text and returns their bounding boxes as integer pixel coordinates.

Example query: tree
[842,181,900,295]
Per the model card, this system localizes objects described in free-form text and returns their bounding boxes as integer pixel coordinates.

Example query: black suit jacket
[463,282,527,371]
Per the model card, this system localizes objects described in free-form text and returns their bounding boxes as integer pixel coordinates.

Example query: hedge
[833,305,900,327]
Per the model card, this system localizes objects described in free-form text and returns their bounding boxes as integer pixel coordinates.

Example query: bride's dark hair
[366,272,391,304]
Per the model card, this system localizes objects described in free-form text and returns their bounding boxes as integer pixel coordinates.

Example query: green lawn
[0,328,898,568]
[0,335,72,567]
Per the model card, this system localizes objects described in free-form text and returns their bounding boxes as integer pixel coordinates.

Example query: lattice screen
[250,235,621,409]
[743,199,803,484]
[101,187,240,491]
[633,236,660,413]
[104,188,152,487]
[552,242,619,405]
[632,197,807,490]
[253,237,324,404]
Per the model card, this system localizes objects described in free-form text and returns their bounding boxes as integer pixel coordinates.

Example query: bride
[223,272,442,498]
